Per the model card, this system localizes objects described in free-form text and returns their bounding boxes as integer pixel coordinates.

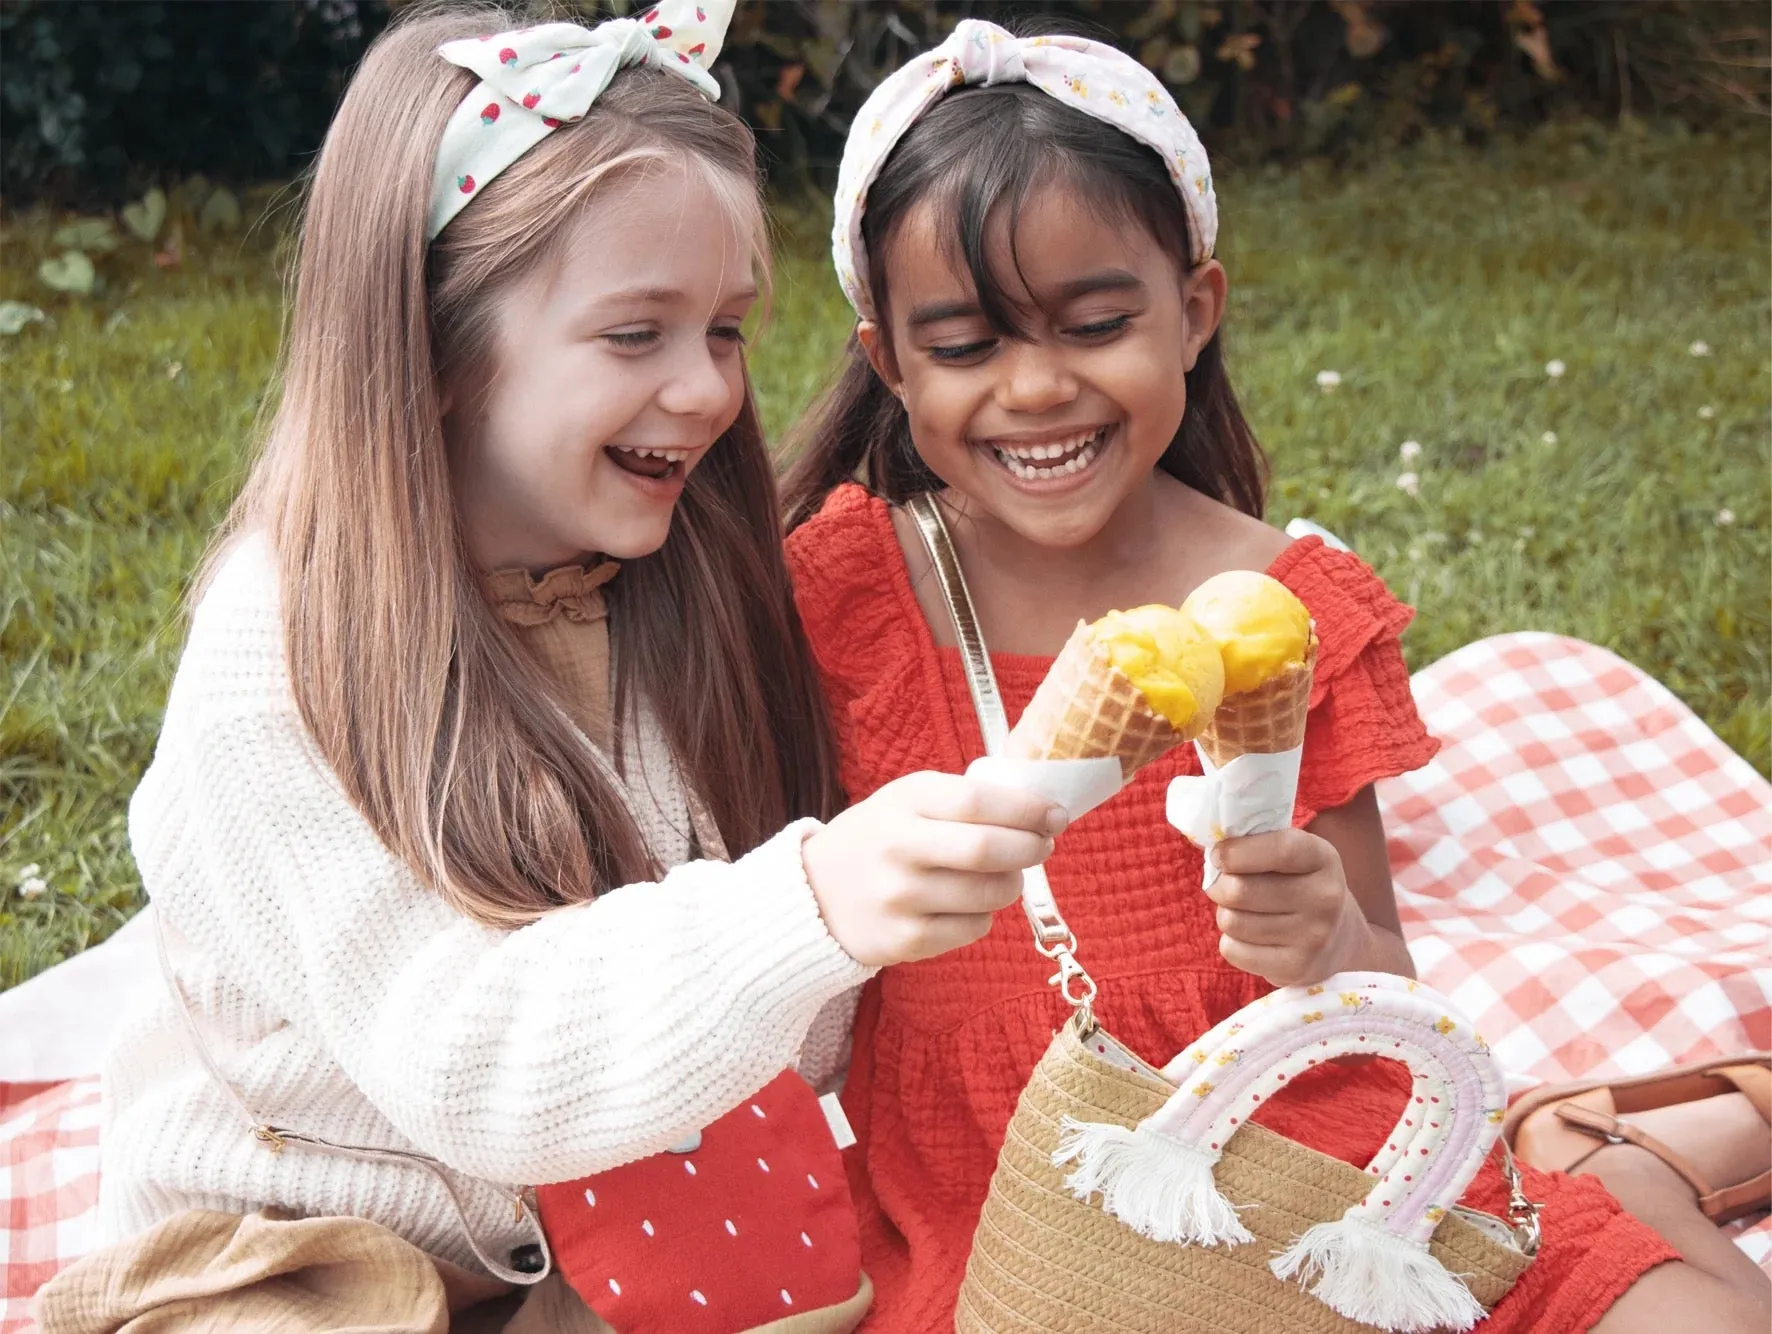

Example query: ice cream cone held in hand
[1182,571,1316,767]
[1005,604,1225,782]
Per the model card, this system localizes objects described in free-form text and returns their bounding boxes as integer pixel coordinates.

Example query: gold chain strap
[903,493,1098,1035]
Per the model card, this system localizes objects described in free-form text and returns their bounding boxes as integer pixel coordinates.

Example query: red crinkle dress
[786,484,1677,1334]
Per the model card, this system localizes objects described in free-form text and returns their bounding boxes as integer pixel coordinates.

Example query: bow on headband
[428,1,736,240]
[831,19,1219,321]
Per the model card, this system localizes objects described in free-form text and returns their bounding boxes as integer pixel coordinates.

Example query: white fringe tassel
[1269,1217,1487,1333]
[1052,1118,1254,1246]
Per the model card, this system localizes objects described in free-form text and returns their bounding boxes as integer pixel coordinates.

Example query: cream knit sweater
[99,535,872,1274]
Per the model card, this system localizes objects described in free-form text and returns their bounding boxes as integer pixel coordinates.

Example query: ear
[856,320,906,401]
[1179,259,1228,373]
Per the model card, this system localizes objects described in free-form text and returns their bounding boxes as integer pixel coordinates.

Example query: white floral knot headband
[428,0,736,241]
[831,18,1219,321]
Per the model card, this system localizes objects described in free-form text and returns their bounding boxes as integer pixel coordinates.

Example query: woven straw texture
[1197,641,1318,768]
[955,1022,1532,1333]
[1007,623,1187,781]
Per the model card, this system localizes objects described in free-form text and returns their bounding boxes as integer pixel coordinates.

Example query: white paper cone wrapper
[966,755,1125,823]
[1166,745,1304,889]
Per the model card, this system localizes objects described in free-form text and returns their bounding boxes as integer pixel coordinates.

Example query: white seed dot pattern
[751,1104,766,1118]
[807,1174,819,1189]
[641,1219,654,1237]
[608,1278,621,1295]
[583,1187,596,1207]
[724,1219,737,1236]
[781,1289,794,1305]
[691,1290,707,1306]
[683,1161,696,1176]
[757,1157,770,1173]
[801,1231,812,1247]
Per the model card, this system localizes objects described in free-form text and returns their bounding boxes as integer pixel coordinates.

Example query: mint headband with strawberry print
[831,19,1219,321]
[428,1,735,241]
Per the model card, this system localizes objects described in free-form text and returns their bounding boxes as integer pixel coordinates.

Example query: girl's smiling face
[449,161,759,571]
[862,180,1225,551]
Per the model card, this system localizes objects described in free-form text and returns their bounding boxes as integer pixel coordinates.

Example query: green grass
[3,120,1767,990]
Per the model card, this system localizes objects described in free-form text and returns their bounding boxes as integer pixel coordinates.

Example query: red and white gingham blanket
[3,633,1768,1325]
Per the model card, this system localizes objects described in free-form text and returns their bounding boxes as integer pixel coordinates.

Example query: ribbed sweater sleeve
[131,537,873,1187]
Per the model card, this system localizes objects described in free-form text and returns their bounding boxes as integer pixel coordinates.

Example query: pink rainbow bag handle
[1055,972,1515,1333]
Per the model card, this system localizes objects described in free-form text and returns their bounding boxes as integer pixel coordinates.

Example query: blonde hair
[218,2,840,928]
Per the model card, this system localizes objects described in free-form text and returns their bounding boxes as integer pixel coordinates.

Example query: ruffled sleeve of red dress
[1271,537,1440,824]
[785,484,962,801]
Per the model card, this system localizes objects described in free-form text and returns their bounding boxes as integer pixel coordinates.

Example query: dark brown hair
[220,2,841,928]
[783,81,1267,531]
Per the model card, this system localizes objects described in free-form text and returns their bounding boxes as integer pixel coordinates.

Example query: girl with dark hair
[783,21,1768,1334]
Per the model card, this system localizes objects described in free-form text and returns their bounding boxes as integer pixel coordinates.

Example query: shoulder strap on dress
[904,492,1009,755]
[900,494,1098,1033]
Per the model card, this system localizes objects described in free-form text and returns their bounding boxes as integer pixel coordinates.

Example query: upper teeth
[612,446,683,458]
[992,431,1102,461]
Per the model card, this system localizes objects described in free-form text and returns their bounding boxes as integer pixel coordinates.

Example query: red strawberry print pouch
[535,1070,870,1331]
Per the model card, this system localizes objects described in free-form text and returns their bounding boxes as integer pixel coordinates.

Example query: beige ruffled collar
[482,558,619,628]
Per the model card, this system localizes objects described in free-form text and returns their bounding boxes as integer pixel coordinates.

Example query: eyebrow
[596,284,759,307]
[1052,269,1146,300]
[905,269,1147,328]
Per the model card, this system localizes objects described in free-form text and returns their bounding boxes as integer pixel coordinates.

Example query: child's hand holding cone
[1175,571,1375,987]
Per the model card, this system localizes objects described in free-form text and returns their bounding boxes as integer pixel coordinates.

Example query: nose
[994,340,1079,416]
[657,342,736,422]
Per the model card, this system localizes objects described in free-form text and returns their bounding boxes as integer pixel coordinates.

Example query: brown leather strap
[1709,1063,1772,1124]
[1555,1102,1716,1201]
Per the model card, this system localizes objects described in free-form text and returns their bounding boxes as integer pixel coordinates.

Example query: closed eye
[710,325,747,346]
[604,330,659,350]
[1067,314,1132,339]
[927,339,997,364]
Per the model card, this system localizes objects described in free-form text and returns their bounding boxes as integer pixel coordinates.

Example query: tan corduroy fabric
[484,559,620,752]
[31,1208,610,1334]
[955,1023,1533,1334]
[35,1206,871,1334]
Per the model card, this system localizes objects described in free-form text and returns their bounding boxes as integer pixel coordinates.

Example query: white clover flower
[18,876,47,899]
[1399,440,1422,462]
[1395,472,1420,497]
[1689,340,1711,357]
[1316,369,1342,390]
[17,863,40,882]
[1716,509,1736,527]
[1544,360,1566,379]
[1698,405,1716,420]
[1542,431,1559,445]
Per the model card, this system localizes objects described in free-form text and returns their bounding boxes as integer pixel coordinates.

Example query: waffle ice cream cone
[1008,621,1202,782]
[1196,638,1317,769]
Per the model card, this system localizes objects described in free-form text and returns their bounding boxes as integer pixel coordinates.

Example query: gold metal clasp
[1499,1142,1544,1257]
[252,1125,288,1155]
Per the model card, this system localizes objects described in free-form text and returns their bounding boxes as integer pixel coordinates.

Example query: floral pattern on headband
[830,19,1218,321]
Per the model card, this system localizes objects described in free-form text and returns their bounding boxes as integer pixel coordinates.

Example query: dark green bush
[2,0,1764,203]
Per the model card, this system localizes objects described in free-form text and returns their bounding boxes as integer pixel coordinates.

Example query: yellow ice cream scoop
[1091,605,1226,734]
[1181,570,1313,695]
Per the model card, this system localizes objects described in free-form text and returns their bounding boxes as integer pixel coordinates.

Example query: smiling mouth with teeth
[608,444,689,480]
[986,426,1111,482]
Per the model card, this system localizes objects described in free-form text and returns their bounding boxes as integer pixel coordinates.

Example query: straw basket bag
[902,496,1540,1334]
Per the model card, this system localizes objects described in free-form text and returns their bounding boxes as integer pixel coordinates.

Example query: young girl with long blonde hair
[34,4,1063,1328]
